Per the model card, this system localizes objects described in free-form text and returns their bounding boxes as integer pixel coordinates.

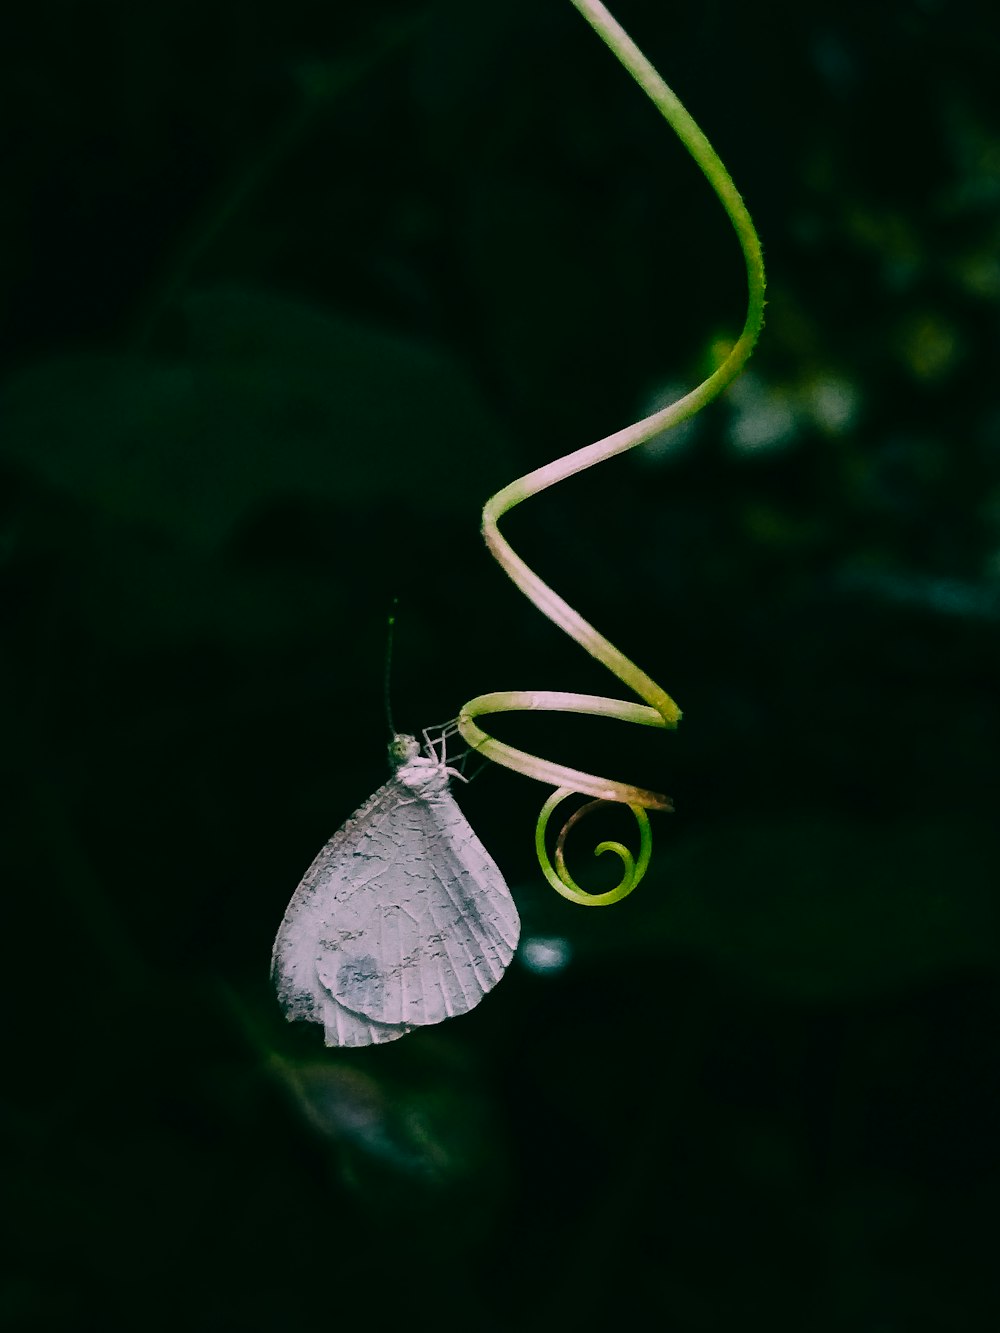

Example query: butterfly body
[272,736,519,1046]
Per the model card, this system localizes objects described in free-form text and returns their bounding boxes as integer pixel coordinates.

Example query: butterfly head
[388,733,421,768]
[388,732,450,794]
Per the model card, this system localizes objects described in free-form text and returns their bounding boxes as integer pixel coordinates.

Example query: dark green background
[4,1,999,1329]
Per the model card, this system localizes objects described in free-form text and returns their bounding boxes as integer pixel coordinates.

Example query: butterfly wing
[315,784,520,1030]
[271,776,419,1046]
[271,774,519,1046]
[319,991,410,1048]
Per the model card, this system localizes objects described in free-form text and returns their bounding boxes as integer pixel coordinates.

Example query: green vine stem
[457,0,766,902]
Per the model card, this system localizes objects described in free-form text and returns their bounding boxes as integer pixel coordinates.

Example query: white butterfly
[271,733,520,1046]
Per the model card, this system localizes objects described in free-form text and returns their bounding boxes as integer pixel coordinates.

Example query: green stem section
[458,0,766,899]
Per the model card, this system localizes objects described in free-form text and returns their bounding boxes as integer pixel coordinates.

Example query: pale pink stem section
[458,0,766,883]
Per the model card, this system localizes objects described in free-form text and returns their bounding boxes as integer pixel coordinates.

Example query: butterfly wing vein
[271,773,519,1047]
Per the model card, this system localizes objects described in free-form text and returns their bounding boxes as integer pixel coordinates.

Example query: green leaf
[0,286,512,551]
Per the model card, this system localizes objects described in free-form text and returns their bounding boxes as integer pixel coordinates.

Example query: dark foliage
[3,2,999,1330]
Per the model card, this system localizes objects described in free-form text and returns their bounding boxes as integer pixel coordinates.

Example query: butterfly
[271,732,520,1046]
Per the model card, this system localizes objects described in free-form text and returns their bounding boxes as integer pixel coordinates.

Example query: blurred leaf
[576,816,998,999]
[0,286,511,550]
[3,287,514,645]
[266,1051,514,1236]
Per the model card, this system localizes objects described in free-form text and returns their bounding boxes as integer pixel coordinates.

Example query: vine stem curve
[457,0,766,900]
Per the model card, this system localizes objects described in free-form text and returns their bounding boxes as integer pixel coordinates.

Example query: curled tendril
[457,0,766,902]
[536,791,652,907]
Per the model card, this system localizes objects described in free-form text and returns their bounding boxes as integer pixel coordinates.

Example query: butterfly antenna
[383,596,399,741]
